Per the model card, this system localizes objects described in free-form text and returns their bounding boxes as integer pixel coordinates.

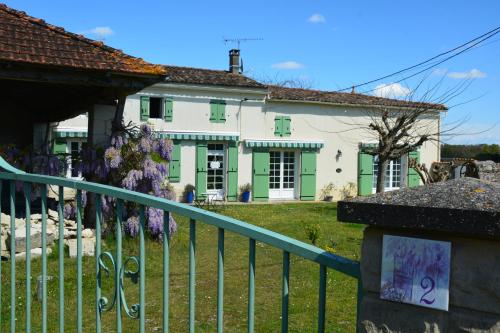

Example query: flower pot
[242,191,251,203]
[186,192,194,204]
[324,195,333,202]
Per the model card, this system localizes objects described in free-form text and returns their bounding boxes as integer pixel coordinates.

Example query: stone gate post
[338,178,500,333]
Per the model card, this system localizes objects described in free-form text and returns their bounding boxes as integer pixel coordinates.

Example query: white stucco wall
[254,101,441,199]
[52,83,441,202]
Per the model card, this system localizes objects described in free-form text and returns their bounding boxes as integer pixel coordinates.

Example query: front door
[269,151,296,200]
[207,143,225,200]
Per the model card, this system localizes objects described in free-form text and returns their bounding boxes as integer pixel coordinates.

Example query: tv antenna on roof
[223,37,263,49]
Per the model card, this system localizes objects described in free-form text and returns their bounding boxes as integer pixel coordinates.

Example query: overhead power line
[335,26,500,93]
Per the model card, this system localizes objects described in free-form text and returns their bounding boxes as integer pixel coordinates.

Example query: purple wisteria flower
[146,207,177,238]
[104,147,122,169]
[125,215,140,238]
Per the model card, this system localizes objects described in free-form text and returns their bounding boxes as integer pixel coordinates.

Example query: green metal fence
[0,156,362,333]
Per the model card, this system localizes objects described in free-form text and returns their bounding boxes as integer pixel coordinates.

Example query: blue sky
[5,0,500,144]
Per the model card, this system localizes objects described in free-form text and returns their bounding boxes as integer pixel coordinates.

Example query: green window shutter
[195,142,208,199]
[226,142,238,201]
[210,101,218,122]
[252,150,269,201]
[283,116,291,137]
[358,152,374,196]
[168,141,181,183]
[164,97,173,122]
[408,150,421,187]
[140,96,150,121]
[274,116,283,136]
[300,151,317,201]
[53,139,67,154]
[218,101,226,122]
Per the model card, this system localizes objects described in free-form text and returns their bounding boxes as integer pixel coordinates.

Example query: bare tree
[355,76,474,193]
[251,72,314,89]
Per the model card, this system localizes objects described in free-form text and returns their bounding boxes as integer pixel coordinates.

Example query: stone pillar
[338,178,500,333]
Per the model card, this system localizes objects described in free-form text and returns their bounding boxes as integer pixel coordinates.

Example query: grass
[1,202,364,332]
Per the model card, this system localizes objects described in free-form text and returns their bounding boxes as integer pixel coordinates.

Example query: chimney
[229,49,240,74]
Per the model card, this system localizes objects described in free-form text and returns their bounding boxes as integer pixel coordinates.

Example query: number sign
[380,235,451,311]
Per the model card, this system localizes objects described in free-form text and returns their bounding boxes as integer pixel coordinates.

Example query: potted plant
[183,184,195,203]
[320,182,335,202]
[239,183,252,203]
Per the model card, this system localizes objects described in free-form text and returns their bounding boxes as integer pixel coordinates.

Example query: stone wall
[1,210,95,260]
[359,226,500,333]
[477,160,500,183]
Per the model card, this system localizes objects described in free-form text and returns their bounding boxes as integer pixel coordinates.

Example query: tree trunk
[376,158,389,193]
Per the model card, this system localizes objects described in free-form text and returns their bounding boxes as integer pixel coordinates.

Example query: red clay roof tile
[0,4,165,76]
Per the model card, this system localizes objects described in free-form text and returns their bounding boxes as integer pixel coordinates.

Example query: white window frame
[66,140,83,179]
[269,150,297,200]
[372,155,402,193]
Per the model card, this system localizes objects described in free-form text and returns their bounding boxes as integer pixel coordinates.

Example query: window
[207,144,225,191]
[149,97,162,119]
[372,156,402,193]
[140,96,173,121]
[210,100,226,123]
[274,116,291,137]
[66,141,83,179]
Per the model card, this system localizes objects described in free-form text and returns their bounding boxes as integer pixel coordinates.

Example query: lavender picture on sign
[380,235,451,311]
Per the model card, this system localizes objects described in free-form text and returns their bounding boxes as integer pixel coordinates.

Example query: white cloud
[447,69,487,79]
[271,61,305,70]
[308,14,326,23]
[87,26,114,39]
[432,68,447,76]
[373,83,410,98]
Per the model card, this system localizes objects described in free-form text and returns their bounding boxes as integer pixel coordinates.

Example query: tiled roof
[163,65,266,89]
[0,4,165,75]
[268,85,447,110]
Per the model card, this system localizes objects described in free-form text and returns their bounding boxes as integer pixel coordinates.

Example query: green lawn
[1,202,364,332]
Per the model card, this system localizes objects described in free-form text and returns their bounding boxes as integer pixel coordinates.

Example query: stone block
[361,227,500,315]
[7,228,55,252]
[359,292,447,333]
[15,247,52,260]
[82,228,94,238]
[48,209,59,220]
[359,292,500,333]
[65,238,95,258]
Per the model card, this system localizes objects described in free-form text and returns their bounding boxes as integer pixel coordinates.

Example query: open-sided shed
[0,4,165,147]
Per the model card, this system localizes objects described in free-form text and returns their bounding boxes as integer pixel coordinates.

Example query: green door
[195,142,208,199]
[226,142,238,201]
[358,152,374,196]
[252,150,269,201]
[300,151,317,201]
[407,150,420,187]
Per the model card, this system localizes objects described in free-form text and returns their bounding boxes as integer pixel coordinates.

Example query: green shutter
[195,142,208,199]
[164,97,173,122]
[283,116,291,137]
[218,101,226,122]
[53,139,67,154]
[274,116,283,136]
[358,152,374,196]
[169,141,181,183]
[252,150,269,201]
[408,150,420,187]
[227,142,238,201]
[140,96,150,121]
[210,101,218,122]
[300,151,316,201]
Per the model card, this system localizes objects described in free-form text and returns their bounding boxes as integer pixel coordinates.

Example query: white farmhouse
[49,50,444,201]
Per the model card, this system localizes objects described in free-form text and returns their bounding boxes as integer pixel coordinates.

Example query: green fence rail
[0,156,362,332]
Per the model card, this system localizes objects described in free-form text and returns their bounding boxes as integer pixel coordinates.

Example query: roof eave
[267,97,447,112]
